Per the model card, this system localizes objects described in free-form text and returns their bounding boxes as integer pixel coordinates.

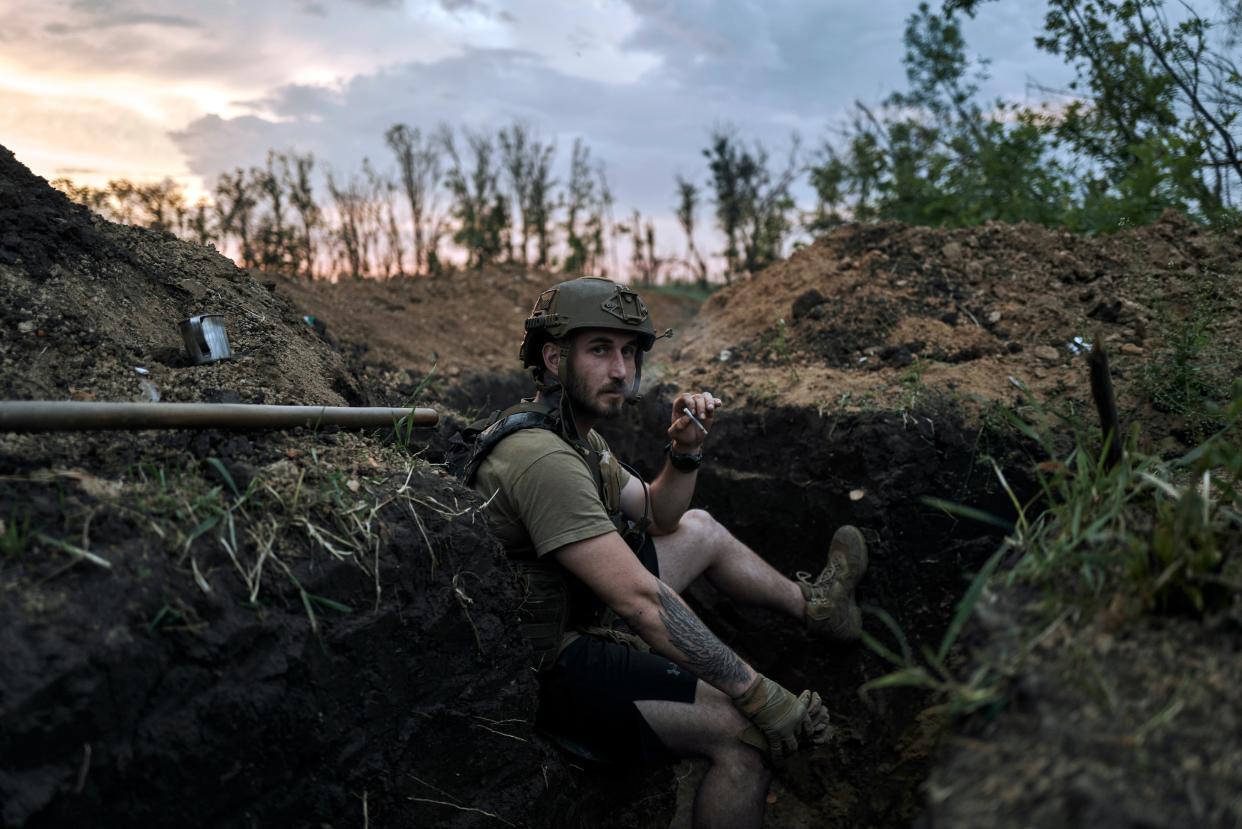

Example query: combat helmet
[520,276,659,404]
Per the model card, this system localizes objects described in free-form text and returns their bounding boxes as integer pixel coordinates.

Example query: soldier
[461,277,866,829]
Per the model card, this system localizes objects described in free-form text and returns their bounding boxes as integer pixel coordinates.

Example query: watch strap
[664,441,703,472]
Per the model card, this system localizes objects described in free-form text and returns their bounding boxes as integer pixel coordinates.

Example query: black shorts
[537,635,698,765]
[535,535,698,765]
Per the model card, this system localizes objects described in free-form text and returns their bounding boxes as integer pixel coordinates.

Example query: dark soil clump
[0,149,118,280]
[926,592,1242,827]
[0,440,545,828]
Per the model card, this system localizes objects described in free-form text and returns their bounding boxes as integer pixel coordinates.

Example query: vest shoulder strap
[458,402,561,485]
[457,401,627,536]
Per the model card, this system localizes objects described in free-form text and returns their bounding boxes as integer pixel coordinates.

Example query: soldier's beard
[566,367,626,421]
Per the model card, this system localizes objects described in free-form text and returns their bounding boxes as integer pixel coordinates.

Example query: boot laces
[796,561,842,602]
[797,559,842,588]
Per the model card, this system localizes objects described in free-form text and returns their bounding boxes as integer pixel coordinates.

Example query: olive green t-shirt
[473,427,631,559]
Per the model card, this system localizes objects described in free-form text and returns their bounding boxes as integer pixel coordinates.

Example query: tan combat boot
[798,525,868,641]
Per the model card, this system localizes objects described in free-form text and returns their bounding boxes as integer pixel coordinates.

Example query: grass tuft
[862,380,1242,719]
[1,506,33,560]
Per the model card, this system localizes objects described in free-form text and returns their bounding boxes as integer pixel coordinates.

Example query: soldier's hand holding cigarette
[668,391,722,452]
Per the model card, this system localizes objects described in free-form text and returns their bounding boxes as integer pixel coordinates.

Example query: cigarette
[682,407,708,434]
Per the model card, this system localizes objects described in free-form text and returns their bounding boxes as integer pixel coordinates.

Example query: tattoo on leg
[656,582,750,688]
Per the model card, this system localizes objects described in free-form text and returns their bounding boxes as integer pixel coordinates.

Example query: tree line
[807,0,1242,233]
[53,123,733,283]
[54,0,1242,282]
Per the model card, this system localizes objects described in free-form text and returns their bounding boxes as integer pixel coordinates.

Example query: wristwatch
[664,441,703,473]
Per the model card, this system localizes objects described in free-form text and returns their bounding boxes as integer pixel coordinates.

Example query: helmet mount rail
[524,314,568,332]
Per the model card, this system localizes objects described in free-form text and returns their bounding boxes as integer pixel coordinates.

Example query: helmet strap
[555,341,585,444]
[627,350,644,405]
[528,364,559,395]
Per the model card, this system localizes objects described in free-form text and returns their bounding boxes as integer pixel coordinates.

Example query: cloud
[617,0,1074,118]
[43,11,202,35]
[0,0,463,104]
[617,0,911,113]
[68,0,120,13]
[170,45,816,218]
[9,0,1079,244]
[297,0,328,16]
[241,83,344,121]
[41,0,202,34]
[0,86,195,187]
[435,0,518,24]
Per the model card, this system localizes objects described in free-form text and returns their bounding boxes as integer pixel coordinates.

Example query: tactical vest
[452,400,650,670]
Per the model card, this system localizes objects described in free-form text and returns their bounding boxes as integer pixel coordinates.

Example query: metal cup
[179,314,232,364]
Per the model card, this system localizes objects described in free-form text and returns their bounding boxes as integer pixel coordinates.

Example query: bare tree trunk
[386,124,443,275]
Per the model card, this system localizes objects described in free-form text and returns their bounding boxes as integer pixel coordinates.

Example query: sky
[0,0,1073,238]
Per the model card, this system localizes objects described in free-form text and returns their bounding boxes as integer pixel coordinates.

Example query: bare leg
[653,509,804,619]
[635,681,771,829]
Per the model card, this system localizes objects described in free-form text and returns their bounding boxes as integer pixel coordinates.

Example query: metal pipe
[0,401,438,432]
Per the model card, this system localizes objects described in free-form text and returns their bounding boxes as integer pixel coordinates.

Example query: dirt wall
[590,387,1032,827]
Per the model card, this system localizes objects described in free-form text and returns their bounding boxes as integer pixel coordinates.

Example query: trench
[442,371,1035,827]
[1,369,1033,829]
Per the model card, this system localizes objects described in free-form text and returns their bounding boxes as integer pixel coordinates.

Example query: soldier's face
[564,330,638,419]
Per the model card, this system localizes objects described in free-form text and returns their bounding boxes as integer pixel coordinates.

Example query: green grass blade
[860,604,914,666]
[936,547,1004,665]
[921,496,1014,532]
[404,361,439,406]
[395,362,440,446]
[307,594,353,614]
[34,531,112,569]
[183,514,220,556]
[206,457,240,498]
[299,589,319,634]
[859,629,907,669]
[859,667,934,695]
[146,603,172,634]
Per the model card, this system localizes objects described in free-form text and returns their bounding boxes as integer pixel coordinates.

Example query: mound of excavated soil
[271,214,1239,455]
[272,268,702,381]
[0,149,361,409]
[0,146,671,829]
[669,217,1241,447]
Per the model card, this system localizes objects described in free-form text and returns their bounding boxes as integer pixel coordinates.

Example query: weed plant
[757,317,793,363]
[393,362,439,450]
[1,505,33,560]
[896,360,928,413]
[859,547,1009,718]
[1001,379,1241,614]
[1139,302,1230,442]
